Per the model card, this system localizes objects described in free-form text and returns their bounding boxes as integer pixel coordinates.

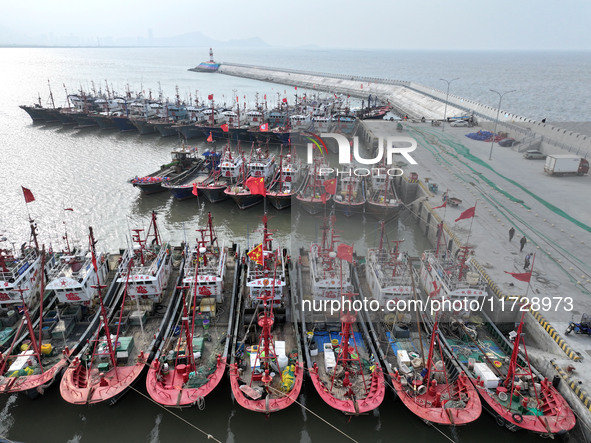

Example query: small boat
[296,158,334,215]
[439,311,576,436]
[229,215,304,413]
[365,168,401,220]
[60,212,181,405]
[298,216,385,414]
[146,213,240,406]
[0,233,118,398]
[224,146,276,210]
[266,149,308,210]
[131,146,200,195]
[333,169,365,217]
[196,145,245,204]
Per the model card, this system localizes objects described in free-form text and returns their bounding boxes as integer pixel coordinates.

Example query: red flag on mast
[324,178,337,195]
[455,206,476,222]
[245,177,266,196]
[504,271,532,283]
[432,201,447,209]
[192,183,198,196]
[207,132,213,143]
[220,123,229,132]
[21,186,35,203]
[337,243,353,263]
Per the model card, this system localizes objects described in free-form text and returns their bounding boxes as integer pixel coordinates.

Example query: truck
[543,154,589,176]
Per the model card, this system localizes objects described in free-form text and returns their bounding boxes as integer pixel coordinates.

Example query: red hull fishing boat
[229,216,304,413]
[146,213,240,407]
[60,213,180,405]
[359,222,481,424]
[0,233,119,398]
[298,216,385,414]
[385,316,481,425]
[439,311,576,436]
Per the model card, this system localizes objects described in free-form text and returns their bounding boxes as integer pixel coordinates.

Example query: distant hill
[0,26,270,48]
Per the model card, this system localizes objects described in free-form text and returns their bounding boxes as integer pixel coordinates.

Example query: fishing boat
[229,215,304,413]
[364,223,413,308]
[0,221,50,351]
[196,145,245,204]
[438,311,576,435]
[20,82,63,123]
[224,146,276,210]
[357,240,482,425]
[296,157,334,215]
[131,146,200,195]
[419,228,487,317]
[298,216,385,414]
[333,170,365,217]
[331,114,357,135]
[365,168,402,220]
[266,150,307,210]
[162,153,216,201]
[0,231,122,397]
[146,213,240,406]
[60,212,181,405]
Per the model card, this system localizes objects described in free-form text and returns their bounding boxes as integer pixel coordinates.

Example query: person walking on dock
[509,227,515,242]
[520,236,527,252]
[524,253,531,270]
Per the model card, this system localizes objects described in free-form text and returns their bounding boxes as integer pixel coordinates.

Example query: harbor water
[0,47,588,442]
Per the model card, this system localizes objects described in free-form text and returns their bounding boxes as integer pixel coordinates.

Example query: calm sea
[0,47,586,442]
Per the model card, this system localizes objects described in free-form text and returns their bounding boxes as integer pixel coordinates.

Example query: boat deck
[157,254,237,391]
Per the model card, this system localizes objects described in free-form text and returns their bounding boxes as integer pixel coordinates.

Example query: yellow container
[331,339,339,347]
[41,343,53,355]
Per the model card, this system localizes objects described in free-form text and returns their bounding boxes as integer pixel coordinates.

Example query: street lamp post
[488,89,516,160]
[440,77,459,132]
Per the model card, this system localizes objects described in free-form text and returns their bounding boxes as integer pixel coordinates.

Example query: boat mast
[29,217,40,251]
[47,80,56,109]
[17,285,44,372]
[89,227,117,368]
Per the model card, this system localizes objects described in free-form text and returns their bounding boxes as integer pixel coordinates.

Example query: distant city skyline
[1,0,589,50]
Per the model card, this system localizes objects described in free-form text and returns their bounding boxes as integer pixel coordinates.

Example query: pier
[217,62,591,159]
[214,62,591,435]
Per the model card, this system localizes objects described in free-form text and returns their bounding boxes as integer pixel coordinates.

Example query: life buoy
[512,413,523,423]
[494,360,502,368]
[495,415,506,427]
[498,391,508,402]
[417,385,427,396]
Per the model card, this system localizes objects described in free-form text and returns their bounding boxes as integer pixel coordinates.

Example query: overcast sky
[1,0,589,50]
